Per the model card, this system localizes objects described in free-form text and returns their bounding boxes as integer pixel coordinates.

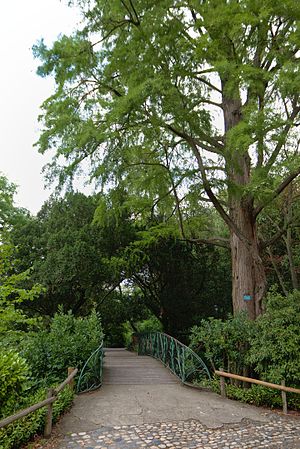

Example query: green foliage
[0,174,43,345]
[0,173,30,240]
[22,310,103,386]
[0,242,43,348]
[248,289,300,385]
[191,288,300,410]
[123,234,232,338]
[136,316,163,334]
[98,292,150,347]
[33,0,300,317]
[210,378,300,411]
[11,192,131,316]
[123,316,163,348]
[33,0,300,217]
[0,351,30,418]
[0,385,74,449]
[190,313,255,373]
[0,174,18,234]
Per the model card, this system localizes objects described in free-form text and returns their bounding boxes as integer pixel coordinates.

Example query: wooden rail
[215,369,300,414]
[0,367,78,437]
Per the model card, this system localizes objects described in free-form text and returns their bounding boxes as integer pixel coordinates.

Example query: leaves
[248,289,300,384]
[0,350,29,417]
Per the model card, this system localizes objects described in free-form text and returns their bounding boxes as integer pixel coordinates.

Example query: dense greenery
[11,193,117,316]
[12,191,232,341]
[22,309,103,387]
[0,1,300,441]
[190,289,300,409]
[33,0,300,318]
[0,309,102,448]
[248,289,300,385]
[121,234,232,339]
[0,350,30,418]
[0,386,74,449]
[0,183,104,447]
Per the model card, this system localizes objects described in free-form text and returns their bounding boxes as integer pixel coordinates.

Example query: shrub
[210,377,300,410]
[0,350,30,418]
[190,289,300,410]
[248,289,300,385]
[136,316,163,333]
[189,313,255,374]
[0,385,74,449]
[123,316,163,348]
[22,309,103,386]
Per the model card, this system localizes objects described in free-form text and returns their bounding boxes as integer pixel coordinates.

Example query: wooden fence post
[219,368,226,398]
[281,380,288,414]
[68,367,75,391]
[44,388,55,438]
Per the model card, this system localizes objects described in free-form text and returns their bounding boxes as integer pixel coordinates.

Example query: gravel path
[56,417,300,449]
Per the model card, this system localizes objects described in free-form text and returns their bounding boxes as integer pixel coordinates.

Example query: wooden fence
[0,367,78,437]
[215,369,300,414]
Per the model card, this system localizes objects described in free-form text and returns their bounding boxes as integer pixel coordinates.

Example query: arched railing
[77,343,104,393]
[137,332,211,384]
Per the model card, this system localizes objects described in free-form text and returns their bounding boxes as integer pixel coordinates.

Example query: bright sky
[0,1,81,214]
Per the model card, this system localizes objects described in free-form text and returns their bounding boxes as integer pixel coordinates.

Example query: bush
[123,316,163,348]
[189,313,255,374]
[0,385,74,449]
[210,377,300,410]
[22,309,103,387]
[0,350,30,418]
[136,316,163,333]
[248,289,300,385]
[190,288,300,410]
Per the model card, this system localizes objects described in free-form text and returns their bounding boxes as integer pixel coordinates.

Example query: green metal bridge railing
[77,342,104,393]
[137,332,211,384]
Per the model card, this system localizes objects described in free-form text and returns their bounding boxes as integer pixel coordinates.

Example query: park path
[54,348,300,449]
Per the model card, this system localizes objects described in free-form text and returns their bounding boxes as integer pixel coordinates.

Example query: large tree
[12,193,118,315]
[0,174,42,341]
[34,0,300,318]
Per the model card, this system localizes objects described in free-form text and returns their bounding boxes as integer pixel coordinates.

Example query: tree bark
[223,87,267,318]
[230,199,266,319]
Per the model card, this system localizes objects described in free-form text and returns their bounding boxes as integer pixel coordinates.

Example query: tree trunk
[223,87,266,319]
[230,199,266,319]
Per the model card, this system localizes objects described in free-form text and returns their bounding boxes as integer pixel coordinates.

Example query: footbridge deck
[103,348,178,385]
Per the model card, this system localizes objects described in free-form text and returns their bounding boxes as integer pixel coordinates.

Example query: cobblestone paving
[57,417,300,449]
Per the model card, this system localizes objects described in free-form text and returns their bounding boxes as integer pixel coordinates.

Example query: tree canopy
[34,0,300,317]
[12,193,118,315]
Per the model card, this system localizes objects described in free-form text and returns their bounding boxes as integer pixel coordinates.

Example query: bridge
[53,332,300,449]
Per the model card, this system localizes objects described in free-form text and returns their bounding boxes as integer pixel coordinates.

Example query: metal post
[44,388,54,438]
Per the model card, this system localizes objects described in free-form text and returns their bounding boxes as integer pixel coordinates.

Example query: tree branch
[162,145,186,238]
[98,281,122,305]
[267,248,288,297]
[264,103,300,172]
[166,125,249,244]
[186,237,230,249]
[192,75,222,94]
[254,167,300,218]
